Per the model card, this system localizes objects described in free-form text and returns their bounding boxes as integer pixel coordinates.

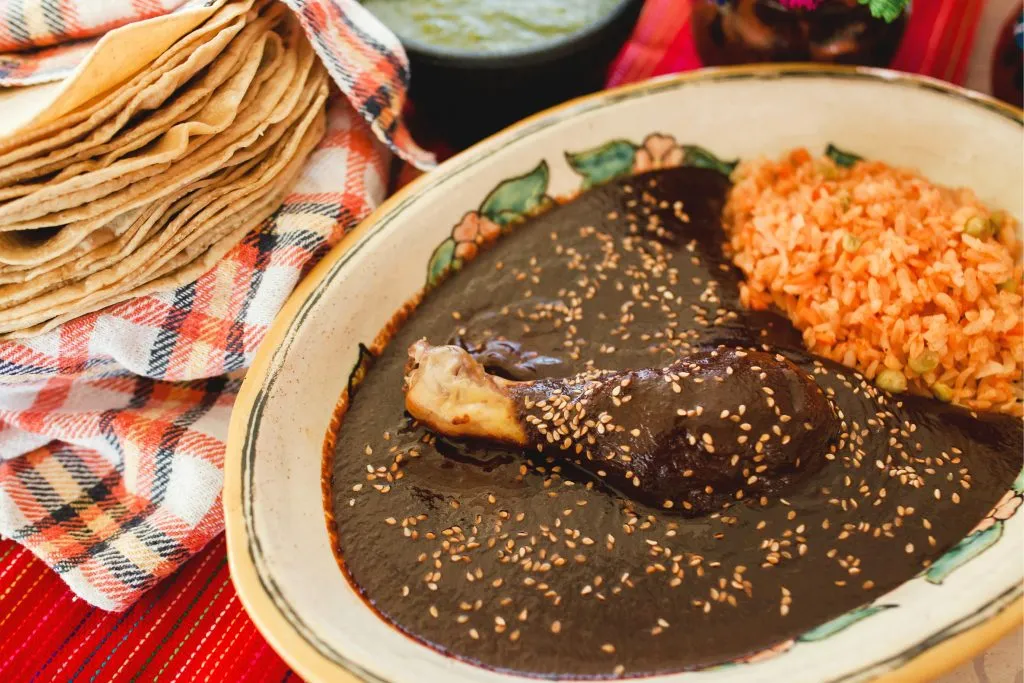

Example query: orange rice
[724,148,1024,416]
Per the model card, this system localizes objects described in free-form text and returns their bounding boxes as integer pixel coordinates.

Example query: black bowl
[386,0,646,148]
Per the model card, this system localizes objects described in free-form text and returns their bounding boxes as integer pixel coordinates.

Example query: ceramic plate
[225,65,1024,683]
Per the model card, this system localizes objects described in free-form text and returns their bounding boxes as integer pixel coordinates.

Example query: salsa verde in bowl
[359,0,644,145]
[361,0,627,54]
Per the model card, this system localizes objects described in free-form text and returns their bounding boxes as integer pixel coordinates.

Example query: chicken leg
[404,340,840,514]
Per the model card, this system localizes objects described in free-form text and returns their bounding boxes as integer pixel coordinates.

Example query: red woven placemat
[0,1,989,679]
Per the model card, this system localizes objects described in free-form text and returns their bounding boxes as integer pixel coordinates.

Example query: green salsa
[361,0,623,53]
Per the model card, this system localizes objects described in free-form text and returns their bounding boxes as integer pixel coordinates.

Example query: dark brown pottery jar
[990,5,1023,108]
[693,0,907,67]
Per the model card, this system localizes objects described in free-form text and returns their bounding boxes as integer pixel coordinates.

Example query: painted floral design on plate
[427,162,554,287]
[565,133,738,189]
[926,468,1024,585]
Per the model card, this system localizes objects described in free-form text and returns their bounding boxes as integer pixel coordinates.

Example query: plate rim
[224,63,1024,683]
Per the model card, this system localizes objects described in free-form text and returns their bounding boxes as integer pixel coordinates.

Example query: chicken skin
[404,340,840,514]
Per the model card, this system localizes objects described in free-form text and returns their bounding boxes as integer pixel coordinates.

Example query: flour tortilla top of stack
[0,0,329,338]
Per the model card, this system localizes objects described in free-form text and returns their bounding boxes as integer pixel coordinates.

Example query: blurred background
[378,0,1022,164]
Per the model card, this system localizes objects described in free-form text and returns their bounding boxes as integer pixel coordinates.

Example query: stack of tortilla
[0,0,329,338]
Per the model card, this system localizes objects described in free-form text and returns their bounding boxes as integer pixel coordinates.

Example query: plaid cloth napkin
[0,0,432,611]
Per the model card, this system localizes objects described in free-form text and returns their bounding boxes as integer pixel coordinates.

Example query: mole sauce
[327,167,1022,677]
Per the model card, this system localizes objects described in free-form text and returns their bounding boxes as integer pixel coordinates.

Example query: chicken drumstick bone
[404,340,839,514]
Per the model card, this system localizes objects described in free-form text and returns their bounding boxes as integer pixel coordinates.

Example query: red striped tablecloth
[0,0,1005,679]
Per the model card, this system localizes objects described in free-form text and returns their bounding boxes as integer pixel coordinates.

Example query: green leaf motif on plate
[426,238,459,288]
[924,468,1023,584]
[798,604,896,642]
[682,145,739,176]
[825,143,864,168]
[924,522,1004,585]
[565,140,638,188]
[480,161,550,225]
